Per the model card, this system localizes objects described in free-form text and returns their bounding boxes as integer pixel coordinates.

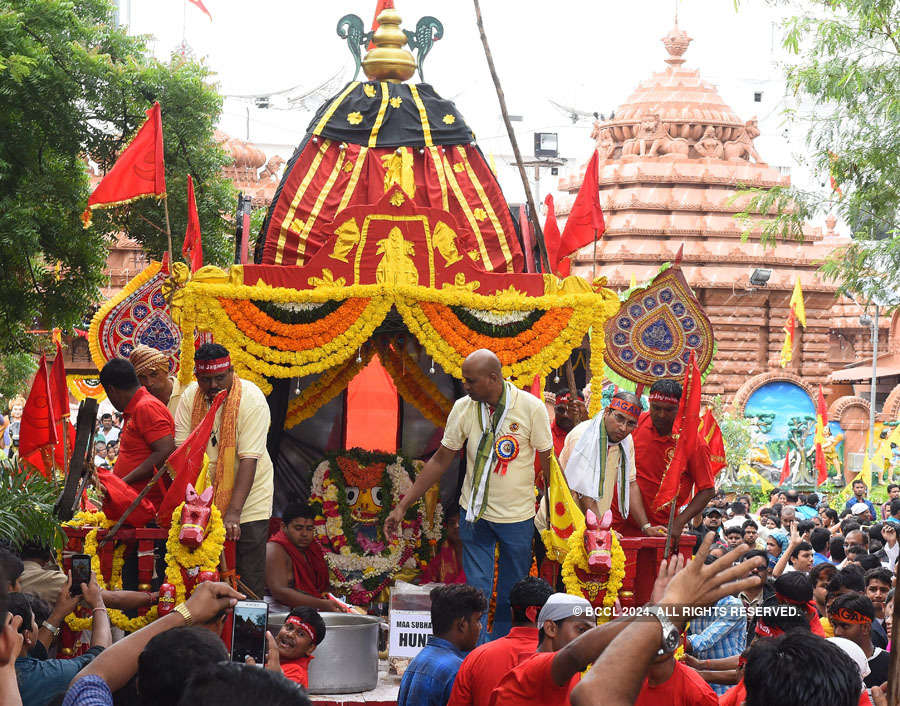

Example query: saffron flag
[543,194,570,277]
[82,102,166,227]
[699,409,726,476]
[814,385,828,486]
[18,355,57,478]
[790,277,806,328]
[780,306,796,368]
[779,449,792,485]
[183,175,203,272]
[559,150,604,261]
[156,390,226,527]
[540,455,585,563]
[368,0,394,49]
[653,351,701,511]
[187,0,212,20]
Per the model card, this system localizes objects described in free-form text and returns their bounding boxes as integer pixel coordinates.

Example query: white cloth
[882,542,899,569]
[563,415,635,517]
[827,637,870,684]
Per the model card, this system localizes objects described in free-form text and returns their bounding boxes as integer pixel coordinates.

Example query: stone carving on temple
[694,125,724,159]
[591,121,616,160]
[723,119,763,163]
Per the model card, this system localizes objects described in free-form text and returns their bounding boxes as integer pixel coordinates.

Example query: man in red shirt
[448,576,554,706]
[549,391,586,456]
[99,358,175,507]
[612,379,715,537]
[488,592,635,706]
[634,650,718,706]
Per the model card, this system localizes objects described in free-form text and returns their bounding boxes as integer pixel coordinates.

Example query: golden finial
[361,8,417,83]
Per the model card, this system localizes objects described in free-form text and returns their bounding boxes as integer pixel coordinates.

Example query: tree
[737,0,900,307]
[709,396,755,485]
[0,0,234,355]
[0,351,37,405]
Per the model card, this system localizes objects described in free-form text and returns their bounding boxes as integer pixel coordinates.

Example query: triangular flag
[559,150,604,260]
[654,351,701,511]
[183,175,203,272]
[540,455,585,563]
[156,390,227,527]
[82,102,166,227]
[18,355,57,477]
[543,194,570,277]
[187,0,212,20]
[699,409,726,476]
[814,385,828,486]
[368,0,394,49]
[780,306,796,368]
[779,449,792,485]
[790,277,806,328]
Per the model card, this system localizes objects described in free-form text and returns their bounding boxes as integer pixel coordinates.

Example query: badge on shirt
[493,434,520,475]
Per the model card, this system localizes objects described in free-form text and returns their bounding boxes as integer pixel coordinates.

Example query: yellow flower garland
[560,525,626,625]
[377,343,452,427]
[60,504,225,633]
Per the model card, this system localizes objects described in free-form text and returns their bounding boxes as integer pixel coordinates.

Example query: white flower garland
[461,307,532,325]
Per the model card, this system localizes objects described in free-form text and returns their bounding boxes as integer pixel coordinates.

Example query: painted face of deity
[340,460,386,524]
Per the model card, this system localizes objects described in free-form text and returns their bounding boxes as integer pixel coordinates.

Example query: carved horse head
[179,484,213,549]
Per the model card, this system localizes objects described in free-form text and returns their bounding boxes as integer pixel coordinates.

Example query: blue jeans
[459,509,534,643]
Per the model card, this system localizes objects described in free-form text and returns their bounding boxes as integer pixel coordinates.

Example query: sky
[119,0,824,207]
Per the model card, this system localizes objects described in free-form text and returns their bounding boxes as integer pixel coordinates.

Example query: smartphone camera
[70,554,91,596]
[231,600,269,665]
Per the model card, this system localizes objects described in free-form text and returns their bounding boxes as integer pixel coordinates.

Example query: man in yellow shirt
[385,349,552,642]
[174,343,274,598]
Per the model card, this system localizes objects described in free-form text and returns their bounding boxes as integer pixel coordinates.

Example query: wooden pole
[162,196,174,261]
[472,0,551,273]
[591,228,599,282]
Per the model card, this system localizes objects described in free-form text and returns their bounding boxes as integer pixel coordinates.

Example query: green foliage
[0,454,63,550]
[0,352,37,404]
[736,0,900,308]
[0,0,233,356]
[708,395,754,473]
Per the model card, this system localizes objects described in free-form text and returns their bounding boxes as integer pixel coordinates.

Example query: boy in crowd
[274,606,326,688]
[398,585,486,706]
[828,592,889,688]
[741,520,765,551]
[864,568,892,636]
[810,562,837,618]
[723,526,744,550]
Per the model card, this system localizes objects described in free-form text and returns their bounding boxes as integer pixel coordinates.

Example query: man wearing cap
[129,344,185,417]
[98,358,175,507]
[385,349,553,642]
[448,577,554,706]
[173,342,274,598]
[614,378,715,538]
[488,592,642,706]
[851,502,873,524]
[559,391,662,536]
[700,507,724,542]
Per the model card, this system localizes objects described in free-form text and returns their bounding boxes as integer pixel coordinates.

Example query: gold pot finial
[361,8,417,83]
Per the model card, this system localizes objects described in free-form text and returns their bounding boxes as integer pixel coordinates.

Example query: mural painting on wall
[743,381,843,486]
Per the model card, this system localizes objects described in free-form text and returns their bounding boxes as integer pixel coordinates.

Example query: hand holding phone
[70,554,91,596]
[231,600,268,665]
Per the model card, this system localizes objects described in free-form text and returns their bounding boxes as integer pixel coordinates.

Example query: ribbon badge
[493,435,520,475]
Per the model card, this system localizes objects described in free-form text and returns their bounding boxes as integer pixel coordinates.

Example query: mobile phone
[70,554,91,596]
[231,600,268,665]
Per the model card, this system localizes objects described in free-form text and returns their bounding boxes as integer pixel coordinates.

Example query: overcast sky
[121,0,824,205]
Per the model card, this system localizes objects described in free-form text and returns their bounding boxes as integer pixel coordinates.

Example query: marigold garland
[284,347,375,429]
[561,525,626,625]
[377,342,452,428]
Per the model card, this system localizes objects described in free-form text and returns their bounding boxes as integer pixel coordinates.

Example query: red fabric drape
[183,175,203,272]
[559,149,604,259]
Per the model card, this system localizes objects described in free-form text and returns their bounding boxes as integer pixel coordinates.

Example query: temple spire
[662,23,691,66]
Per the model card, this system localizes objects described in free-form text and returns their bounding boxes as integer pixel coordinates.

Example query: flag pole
[591,228,599,282]
[163,196,174,261]
[472,0,550,272]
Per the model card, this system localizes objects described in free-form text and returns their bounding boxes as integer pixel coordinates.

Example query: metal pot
[269,610,380,694]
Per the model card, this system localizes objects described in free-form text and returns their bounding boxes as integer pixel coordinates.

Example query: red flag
[156,390,227,527]
[543,194,571,277]
[814,385,828,486]
[82,102,166,227]
[699,409,726,476]
[653,352,701,511]
[18,356,57,477]
[187,0,212,20]
[779,451,791,485]
[183,175,203,272]
[559,150,604,260]
[368,0,394,49]
[49,341,69,423]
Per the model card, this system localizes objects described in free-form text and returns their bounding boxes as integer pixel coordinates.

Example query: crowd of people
[0,345,897,704]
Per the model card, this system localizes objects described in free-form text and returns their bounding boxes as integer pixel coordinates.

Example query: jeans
[459,509,534,643]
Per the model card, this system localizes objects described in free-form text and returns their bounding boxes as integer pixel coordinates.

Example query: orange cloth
[281,655,313,688]
[635,661,718,706]
[487,651,579,706]
[612,413,714,533]
[448,626,537,706]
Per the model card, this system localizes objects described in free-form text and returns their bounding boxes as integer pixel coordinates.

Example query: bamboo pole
[162,196,174,261]
[472,0,550,272]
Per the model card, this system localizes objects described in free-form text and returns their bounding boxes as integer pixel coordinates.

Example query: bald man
[559,391,665,537]
[385,349,553,642]
[129,344,184,417]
